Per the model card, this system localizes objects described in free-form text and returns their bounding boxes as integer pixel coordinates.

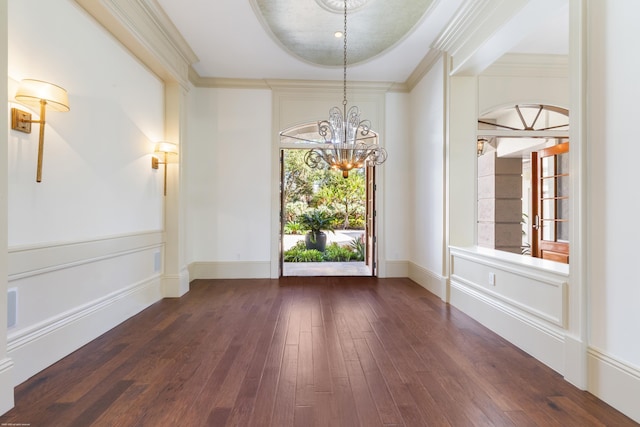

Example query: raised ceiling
[155,0,568,84]
[252,0,435,67]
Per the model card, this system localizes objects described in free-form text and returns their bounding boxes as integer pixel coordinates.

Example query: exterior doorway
[279,147,377,277]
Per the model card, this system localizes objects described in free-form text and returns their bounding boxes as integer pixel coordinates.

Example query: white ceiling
[156,0,568,84]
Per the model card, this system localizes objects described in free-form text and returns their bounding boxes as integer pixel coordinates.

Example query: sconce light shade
[154,141,179,155]
[15,79,70,112]
[477,138,487,156]
[152,141,178,196]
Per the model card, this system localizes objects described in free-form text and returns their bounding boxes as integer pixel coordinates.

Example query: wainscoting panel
[7,231,164,385]
[449,246,569,374]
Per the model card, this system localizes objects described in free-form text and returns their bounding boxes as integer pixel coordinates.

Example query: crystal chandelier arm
[358,119,371,136]
[367,146,388,165]
[318,120,335,143]
[305,149,329,169]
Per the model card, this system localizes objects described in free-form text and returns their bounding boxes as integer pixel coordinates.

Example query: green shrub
[284,222,305,234]
[284,242,324,262]
[284,239,366,263]
[348,218,365,229]
[349,237,365,261]
[299,249,324,262]
[323,242,355,262]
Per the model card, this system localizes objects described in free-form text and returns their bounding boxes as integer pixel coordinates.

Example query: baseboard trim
[384,260,409,278]
[7,276,162,385]
[588,348,640,423]
[0,358,14,415]
[162,267,190,297]
[189,261,271,279]
[408,262,446,300]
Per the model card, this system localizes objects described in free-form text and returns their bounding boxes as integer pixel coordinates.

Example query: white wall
[586,0,640,420]
[383,92,410,274]
[0,0,13,414]
[6,0,166,386]
[8,1,164,244]
[186,87,273,277]
[186,85,410,279]
[406,57,447,293]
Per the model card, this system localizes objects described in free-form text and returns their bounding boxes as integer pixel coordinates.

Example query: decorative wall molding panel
[449,246,569,373]
[8,231,163,279]
[7,231,165,385]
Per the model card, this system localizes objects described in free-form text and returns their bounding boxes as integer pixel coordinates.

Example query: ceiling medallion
[315,0,370,13]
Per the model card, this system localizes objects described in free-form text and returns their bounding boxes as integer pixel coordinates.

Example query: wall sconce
[151,141,178,195]
[477,138,488,156]
[11,79,70,182]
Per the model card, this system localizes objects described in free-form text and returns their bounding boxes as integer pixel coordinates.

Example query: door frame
[279,146,377,277]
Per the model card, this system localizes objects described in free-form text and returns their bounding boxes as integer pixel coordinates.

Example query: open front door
[365,165,376,276]
[279,150,285,277]
[531,142,569,263]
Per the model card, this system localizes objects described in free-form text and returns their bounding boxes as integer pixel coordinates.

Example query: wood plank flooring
[0,277,636,426]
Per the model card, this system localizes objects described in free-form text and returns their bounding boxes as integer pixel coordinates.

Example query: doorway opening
[279,147,377,277]
[477,104,570,264]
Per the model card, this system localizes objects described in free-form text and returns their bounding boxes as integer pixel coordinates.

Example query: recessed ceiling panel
[252,0,435,66]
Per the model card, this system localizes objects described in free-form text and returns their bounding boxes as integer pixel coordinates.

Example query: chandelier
[283,0,387,178]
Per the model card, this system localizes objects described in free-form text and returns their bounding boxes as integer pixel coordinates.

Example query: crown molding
[189,67,406,92]
[432,0,489,54]
[140,0,198,65]
[405,50,443,91]
[431,0,565,76]
[189,68,271,89]
[74,0,197,86]
[265,79,396,93]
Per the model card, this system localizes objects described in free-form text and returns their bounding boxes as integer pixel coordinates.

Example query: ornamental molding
[74,0,197,87]
[315,0,370,13]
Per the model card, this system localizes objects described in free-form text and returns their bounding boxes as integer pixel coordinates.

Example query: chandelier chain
[343,0,347,108]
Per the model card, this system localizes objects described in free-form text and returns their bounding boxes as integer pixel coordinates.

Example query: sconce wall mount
[11,108,32,133]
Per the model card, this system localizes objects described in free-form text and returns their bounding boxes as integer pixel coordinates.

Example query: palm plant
[298,209,335,250]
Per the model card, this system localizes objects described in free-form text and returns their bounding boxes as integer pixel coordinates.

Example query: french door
[365,165,376,276]
[531,142,569,263]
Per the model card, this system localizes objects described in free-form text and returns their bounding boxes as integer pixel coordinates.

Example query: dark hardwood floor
[0,277,636,426]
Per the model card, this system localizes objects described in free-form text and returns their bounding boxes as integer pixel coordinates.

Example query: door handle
[533,215,540,230]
